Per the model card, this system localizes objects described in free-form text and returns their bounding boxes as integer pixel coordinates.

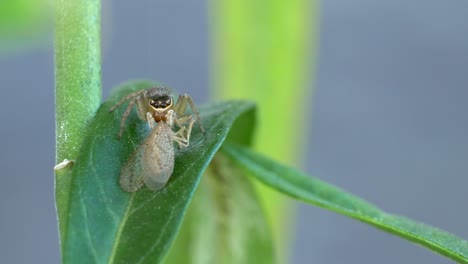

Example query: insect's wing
[119,137,150,192]
[142,124,175,191]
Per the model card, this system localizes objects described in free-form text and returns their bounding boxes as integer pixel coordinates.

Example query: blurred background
[1,0,467,263]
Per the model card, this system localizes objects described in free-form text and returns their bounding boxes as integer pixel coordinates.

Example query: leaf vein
[135,207,178,264]
[78,186,100,263]
[107,193,136,264]
[89,139,119,223]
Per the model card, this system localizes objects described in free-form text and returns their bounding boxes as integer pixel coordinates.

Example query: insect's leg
[117,98,137,139]
[172,117,195,148]
[174,116,194,139]
[146,112,155,130]
[183,116,195,142]
[174,115,192,128]
[173,94,205,133]
[172,132,189,148]
[109,89,146,112]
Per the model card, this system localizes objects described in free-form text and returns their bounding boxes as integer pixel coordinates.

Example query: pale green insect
[109,87,203,192]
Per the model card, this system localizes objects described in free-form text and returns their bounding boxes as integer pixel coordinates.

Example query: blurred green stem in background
[54,0,101,245]
[210,0,318,261]
[0,0,50,52]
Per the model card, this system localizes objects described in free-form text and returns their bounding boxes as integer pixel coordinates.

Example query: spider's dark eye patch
[150,95,172,109]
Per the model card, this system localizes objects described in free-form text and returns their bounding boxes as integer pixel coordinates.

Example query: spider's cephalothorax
[109,86,204,138]
[109,86,205,192]
[148,93,173,122]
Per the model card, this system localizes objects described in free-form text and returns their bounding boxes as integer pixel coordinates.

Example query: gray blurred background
[1,0,467,263]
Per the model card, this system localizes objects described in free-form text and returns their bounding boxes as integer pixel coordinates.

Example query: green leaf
[164,91,266,264]
[59,80,256,263]
[164,153,274,264]
[222,143,468,264]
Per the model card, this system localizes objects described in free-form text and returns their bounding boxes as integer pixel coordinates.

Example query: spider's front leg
[173,94,205,133]
[109,89,147,112]
[109,89,151,139]
[146,112,155,130]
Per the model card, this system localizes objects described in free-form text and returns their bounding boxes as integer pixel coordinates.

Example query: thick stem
[54,0,101,255]
[55,0,101,163]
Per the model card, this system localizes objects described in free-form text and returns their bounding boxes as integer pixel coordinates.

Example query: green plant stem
[54,0,101,248]
[210,0,318,261]
[55,0,101,162]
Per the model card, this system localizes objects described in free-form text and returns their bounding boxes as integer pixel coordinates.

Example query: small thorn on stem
[54,159,75,172]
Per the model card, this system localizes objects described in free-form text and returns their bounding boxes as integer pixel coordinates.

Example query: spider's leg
[173,94,205,133]
[109,89,146,112]
[173,94,188,115]
[146,112,155,130]
[136,92,150,121]
[117,98,137,139]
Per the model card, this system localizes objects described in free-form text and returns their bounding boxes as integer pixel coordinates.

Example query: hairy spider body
[109,86,203,192]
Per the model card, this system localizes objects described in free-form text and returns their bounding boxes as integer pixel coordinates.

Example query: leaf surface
[60,80,255,263]
[163,97,275,264]
[164,153,274,264]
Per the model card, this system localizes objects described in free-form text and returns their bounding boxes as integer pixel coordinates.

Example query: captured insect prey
[109,86,204,192]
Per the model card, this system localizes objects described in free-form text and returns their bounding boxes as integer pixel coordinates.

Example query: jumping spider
[109,87,204,192]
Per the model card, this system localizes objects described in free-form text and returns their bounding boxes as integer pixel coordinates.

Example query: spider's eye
[150,95,172,109]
